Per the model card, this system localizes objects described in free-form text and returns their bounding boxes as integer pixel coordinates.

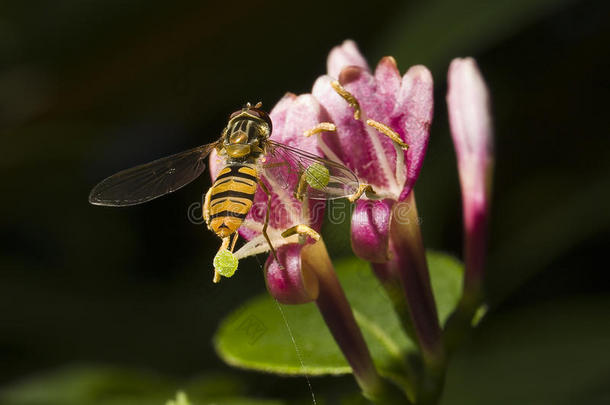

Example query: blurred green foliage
[1,0,609,403]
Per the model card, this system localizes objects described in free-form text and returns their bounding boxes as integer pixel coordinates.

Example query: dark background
[1,0,609,403]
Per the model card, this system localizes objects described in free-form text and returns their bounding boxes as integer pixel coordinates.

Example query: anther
[331,81,361,120]
[281,224,321,242]
[366,119,409,150]
[303,122,337,137]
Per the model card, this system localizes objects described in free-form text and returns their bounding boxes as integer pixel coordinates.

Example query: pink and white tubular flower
[311,40,434,262]
[447,57,494,292]
[209,94,328,303]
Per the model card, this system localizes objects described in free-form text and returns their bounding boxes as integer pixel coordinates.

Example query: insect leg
[293,171,307,202]
[257,179,280,264]
[230,232,239,252]
[213,236,232,283]
[348,184,377,202]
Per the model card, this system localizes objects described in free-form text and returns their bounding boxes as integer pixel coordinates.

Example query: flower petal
[264,244,319,304]
[313,60,433,201]
[350,198,395,262]
[327,39,369,78]
[312,73,395,193]
[446,57,493,214]
[269,92,298,134]
[374,56,401,111]
[340,66,403,195]
[395,65,434,201]
[208,148,222,181]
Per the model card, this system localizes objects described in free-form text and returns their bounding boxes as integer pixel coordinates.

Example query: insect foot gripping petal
[348,183,377,202]
[294,163,331,202]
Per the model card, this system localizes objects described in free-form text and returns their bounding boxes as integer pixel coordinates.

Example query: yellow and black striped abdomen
[208,164,258,238]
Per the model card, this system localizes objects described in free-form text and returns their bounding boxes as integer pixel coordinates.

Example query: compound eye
[263,113,272,133]
[250,109,272,133]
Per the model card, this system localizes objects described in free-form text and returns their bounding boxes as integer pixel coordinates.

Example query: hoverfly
[89,102,364,282]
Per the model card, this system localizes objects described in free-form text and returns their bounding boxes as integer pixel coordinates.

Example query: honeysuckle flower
[312,40,433,263]
[447,58,494,301]
[209,93,404,402]
[310,41,443,364]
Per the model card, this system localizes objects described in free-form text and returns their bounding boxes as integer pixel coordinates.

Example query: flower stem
[302,240,408,404]
[462,197,489,305]
[373,192,446,404]
[371,265,418,343]
[444,198,489,354]
[389,192,443,366]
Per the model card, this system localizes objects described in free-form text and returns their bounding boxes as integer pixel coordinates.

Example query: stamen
[281,224,321,242]
[366,120,409,150]
[303,122,337,137]
[235,234,295,259]
[331,81,361,120]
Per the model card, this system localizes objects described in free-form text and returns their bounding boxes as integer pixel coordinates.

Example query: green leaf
[0,366,282,405]
[440,297,610,405]
[427,252,465,323]
[0,366,173,405]
[214,251,463,378]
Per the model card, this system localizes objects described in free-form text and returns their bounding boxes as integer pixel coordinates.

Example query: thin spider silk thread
[253,254,317,405]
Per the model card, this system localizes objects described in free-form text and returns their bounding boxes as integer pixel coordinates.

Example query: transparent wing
[263,140,359,200]
[89,142,217,207]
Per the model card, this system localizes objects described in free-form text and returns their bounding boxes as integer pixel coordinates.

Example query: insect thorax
[221,110,270,161]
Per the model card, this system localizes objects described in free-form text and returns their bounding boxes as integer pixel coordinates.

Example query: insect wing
[89,142,217,206]
[263,141,359,200]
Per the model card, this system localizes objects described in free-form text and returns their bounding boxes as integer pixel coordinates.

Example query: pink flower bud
[264,244,319,304]
[447,57,494,292]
